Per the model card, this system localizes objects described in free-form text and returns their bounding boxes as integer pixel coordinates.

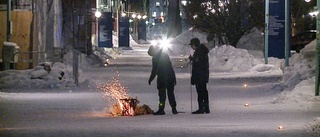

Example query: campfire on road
[97,75,153,116]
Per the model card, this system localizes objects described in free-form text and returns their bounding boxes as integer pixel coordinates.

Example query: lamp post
[315,0,320,96]
[7,0,11,42]
[264,0,269,64]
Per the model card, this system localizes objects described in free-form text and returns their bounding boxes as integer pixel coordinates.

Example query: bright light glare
[151,39,171,50]
[151,40,157,46]
[95,11,102,18]
[305,0,311,2]
[159,39,170,49]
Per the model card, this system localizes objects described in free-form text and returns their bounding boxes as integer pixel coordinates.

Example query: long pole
[190,62,192,113]
[7,0,11,42]
[264,0,269,64]
[284,0,290,67]
[315,0,320,96]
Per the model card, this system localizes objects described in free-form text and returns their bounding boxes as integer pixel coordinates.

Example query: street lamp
[95,10,102,18]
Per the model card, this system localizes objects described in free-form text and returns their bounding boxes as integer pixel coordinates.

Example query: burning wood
[97,75,153,116]
[110,98,153,116]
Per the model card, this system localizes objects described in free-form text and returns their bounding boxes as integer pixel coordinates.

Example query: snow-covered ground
[1,28,320,136]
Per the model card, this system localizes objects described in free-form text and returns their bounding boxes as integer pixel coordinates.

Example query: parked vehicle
[291,30,316,53]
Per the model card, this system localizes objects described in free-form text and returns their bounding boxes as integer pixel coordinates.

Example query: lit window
[156,2,160,7]
[152,12,157,17]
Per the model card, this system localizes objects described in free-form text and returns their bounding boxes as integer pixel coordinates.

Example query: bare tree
[166,0,182,38]
[183,0,264,47]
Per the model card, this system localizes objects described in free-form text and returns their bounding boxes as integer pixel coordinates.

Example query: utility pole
[315,0,320,96]
[264,0,269,64]
[7,0,11,42]
[284,0,290,67]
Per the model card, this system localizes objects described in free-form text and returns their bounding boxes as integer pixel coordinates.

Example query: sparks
[97,76,129,101]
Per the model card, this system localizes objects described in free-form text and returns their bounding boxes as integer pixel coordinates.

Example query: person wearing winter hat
[148,45,178,115]
[188,38,210,114]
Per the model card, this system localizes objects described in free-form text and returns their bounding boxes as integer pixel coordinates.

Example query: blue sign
[118,16,130,47]
[268,0,287,58]
[98,12,113,48]
[138,19,146,41]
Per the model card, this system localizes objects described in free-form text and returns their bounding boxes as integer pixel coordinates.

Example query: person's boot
[172,107,178,114]
[153,104,165,115]
[192,102,205,114]
[153,109,165,115]
[204,102,210,114]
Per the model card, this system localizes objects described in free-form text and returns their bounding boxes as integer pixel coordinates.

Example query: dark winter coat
[149,50,176,89]
[191,44,209,85]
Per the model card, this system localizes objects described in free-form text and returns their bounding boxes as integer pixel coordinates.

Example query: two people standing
[148,37,210,115]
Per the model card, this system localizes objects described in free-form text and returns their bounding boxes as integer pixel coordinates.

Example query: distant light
[305,0,311,2]
[145,21,149,24]
[137,15,142,19]
[132,14,137,18]
[243,84,248,88]
[193,15,198,19]
[95,11,102,18]
[121,12,126,17]
[181,0,187,6]
[309,11,318,17]
[129,19,133,23]
[278,126,284,130]
[142,15,147,19]
[152,22,155,26]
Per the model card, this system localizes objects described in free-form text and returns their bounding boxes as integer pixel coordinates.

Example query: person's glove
[148,79,152,85]
[188,55,193,61]
[191,77,195,85]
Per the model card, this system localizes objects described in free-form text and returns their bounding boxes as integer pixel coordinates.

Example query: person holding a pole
[188,38,210,114]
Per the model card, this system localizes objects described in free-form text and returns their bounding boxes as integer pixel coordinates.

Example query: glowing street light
[121,12,126,17]
[95,11,102,18]
[142,15,147,19]
[137,15,142,19]
[132,14,137,18]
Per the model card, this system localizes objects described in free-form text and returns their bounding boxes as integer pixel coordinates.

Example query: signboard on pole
[118,16,130,47]
[98,12,113,48]
[268,0,286,58]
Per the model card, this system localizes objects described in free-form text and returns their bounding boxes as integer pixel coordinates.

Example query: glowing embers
[119,98,139,116]
[111,98,153,116]
[278,125,284,130]
[98,75,153,116]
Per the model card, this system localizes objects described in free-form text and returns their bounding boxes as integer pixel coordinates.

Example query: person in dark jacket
[188,38,210,114]
[148,45,178,115]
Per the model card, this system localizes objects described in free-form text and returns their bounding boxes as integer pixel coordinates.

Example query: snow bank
[209,45,263,72]
[0,53,95,89]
